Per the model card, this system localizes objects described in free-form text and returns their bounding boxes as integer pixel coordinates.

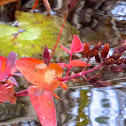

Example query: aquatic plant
[0,0,126,126]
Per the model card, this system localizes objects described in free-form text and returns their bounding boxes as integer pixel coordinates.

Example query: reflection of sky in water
[65,86,126,126]
[89,87,123,126]
[111,1,126,20]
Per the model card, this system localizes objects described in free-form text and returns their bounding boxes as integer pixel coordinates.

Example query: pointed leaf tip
[71,35,84,53]
[60,44,71,54]
[44,45,50,66]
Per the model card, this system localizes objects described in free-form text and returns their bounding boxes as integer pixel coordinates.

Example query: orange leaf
[60,83,68,90]
[16,58,63,91]
[51,92,61,100]
[0,56,7,73]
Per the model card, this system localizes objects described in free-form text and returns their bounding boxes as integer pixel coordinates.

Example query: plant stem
[49,11,69,62]
[66,54,72,77]
[60,64,102,81]
[32,0,39,10]
[15,89,28,97]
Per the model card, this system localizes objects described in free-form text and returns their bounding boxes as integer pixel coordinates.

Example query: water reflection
[55,85,126,126]
[89,88,119,126]
[111,1,126,21]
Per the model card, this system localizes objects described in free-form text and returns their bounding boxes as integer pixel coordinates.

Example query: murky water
[0,0,126,126]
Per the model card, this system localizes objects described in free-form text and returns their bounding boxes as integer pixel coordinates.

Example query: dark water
[0,0,126,126]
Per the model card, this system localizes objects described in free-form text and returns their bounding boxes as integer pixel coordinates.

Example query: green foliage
[0,11,78,57]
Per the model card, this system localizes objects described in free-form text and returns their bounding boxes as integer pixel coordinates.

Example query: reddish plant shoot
[0,2,126,126]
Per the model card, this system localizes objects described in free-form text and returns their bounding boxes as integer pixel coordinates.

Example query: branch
[60,64,102,82]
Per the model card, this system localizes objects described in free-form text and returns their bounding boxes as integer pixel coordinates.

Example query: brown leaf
[94,50,101,63]
[103,58,114,65]
[101,43,109,60]
[89,42,102,58]
[83,43,90,58]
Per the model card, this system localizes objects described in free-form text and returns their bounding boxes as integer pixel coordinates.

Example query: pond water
[55,85,126,126]
[0,0,126,126]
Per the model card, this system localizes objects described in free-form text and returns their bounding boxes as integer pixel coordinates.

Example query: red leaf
[60,44,71,54]
[28,86,57,126]
[0,83,17,104]
[71,35,84,53]
[70,60,90,67]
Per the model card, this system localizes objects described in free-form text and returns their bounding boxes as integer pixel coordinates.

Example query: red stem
[60,64,102,82]
[15,89,28,97]
[65,53,72,77]
[49,11,69,62]
[32,0,39,10]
